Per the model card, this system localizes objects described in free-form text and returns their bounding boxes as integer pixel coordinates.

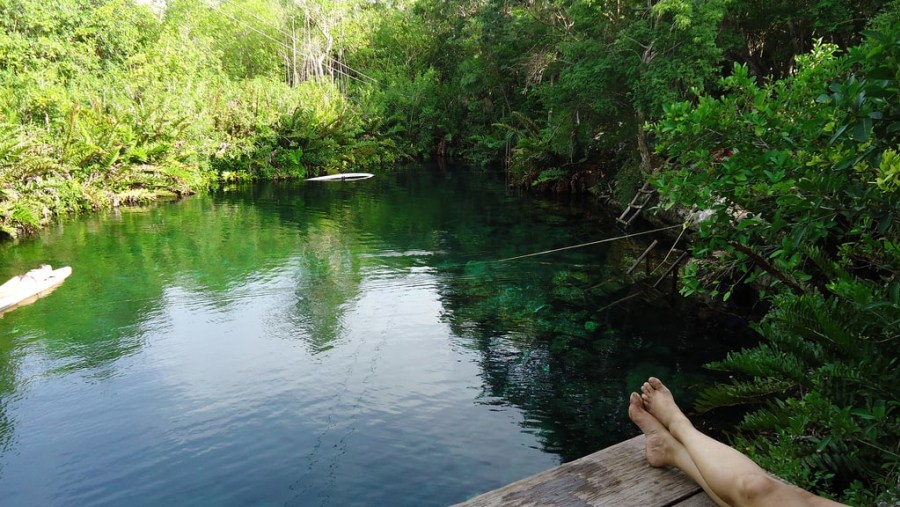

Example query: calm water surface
[0,164,743,506]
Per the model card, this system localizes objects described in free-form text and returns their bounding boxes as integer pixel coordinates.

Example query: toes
[628,393,643,421]
[629,392,666,436]
[628,393,637,409]
[641,382,652,395]
[648,377,664,390]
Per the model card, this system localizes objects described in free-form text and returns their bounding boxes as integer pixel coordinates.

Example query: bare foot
[628,392,676,468]
[640,377,691,431]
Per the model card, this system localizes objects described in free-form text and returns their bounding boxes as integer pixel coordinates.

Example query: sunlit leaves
[652,27,899,297]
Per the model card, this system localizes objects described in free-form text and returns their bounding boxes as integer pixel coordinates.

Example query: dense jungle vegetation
[1,0,898,503]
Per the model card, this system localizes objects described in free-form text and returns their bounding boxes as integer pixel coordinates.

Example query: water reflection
[0,164,752,506]
[290,231,361,352]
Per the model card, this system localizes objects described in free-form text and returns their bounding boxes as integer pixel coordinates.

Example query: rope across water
[490,224,684,264]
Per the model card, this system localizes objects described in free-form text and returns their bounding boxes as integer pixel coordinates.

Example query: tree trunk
[636,109,654,173]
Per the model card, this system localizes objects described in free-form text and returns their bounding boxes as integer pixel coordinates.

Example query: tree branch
[730,241,805,294]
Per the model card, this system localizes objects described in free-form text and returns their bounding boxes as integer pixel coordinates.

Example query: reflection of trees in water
[0,195,315,461]
[1,199,308,368]
[437,252,748,462]
[471,334,633,462]
[424,184,653,460]
[457,316,630,460]
[289,223,362,353]
[0,192,374,471]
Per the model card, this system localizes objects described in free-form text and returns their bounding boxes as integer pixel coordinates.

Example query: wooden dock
[452,436,717,507]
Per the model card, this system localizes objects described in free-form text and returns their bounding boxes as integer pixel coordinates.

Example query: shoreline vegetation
[2,0,897,504]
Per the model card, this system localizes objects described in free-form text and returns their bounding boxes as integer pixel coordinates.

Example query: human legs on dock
[628,377,847,507]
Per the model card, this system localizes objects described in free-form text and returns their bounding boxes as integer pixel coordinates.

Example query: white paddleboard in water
[0,265,73,314]
[306,173,374,182]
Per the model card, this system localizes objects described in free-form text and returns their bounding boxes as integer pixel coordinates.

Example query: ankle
[667,415,693,439]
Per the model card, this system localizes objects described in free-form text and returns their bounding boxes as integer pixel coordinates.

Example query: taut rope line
[491,224,684,263]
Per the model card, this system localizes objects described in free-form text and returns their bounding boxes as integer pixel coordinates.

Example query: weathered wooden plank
[672,492,719,507]
[453,436,713,507]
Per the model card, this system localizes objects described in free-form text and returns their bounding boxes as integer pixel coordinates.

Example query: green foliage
[4,0,894,239]
[652,26,899,296]
[699,274,900,504]
[654,10,900,504]
[876,148,900,191]
[613,162,643,207]
[718,0,886,80]
[0,0,405,237]
[531,168,568,187]
[443,0,728,179]
[0,0,222,237]
[214,80,399,179]
[374,0,889,188]
[359,67,447,158]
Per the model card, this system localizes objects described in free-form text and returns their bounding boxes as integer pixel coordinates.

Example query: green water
[0,164,746,506]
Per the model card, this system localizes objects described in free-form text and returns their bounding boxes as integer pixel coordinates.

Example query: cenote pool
[0,164,746,506]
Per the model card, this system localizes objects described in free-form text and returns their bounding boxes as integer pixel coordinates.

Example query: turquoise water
[0,164,743,506]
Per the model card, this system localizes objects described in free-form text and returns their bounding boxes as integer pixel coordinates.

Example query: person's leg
[639,377,847,507]
[628,393,731,507]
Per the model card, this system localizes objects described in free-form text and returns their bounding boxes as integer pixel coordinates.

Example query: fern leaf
[696,377,794,412]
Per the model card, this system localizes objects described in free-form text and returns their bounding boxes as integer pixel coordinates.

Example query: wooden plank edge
[452,435,711,507]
